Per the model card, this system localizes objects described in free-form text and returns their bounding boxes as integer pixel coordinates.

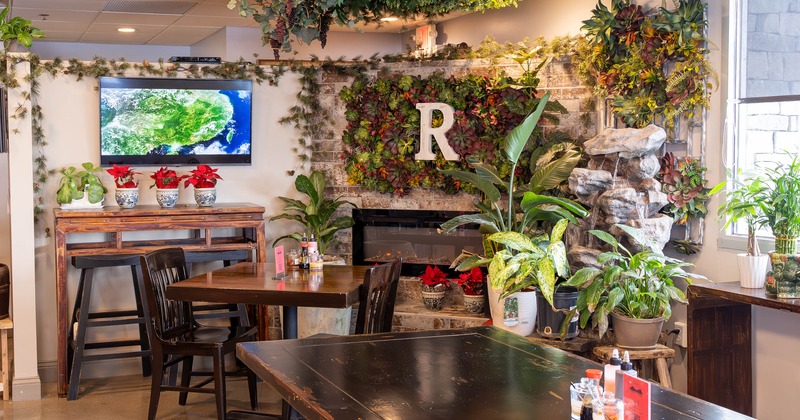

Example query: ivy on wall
[339,72,564,195]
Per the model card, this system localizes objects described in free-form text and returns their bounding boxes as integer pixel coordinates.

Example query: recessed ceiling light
[118,27,136,33]
[380,17,399,22]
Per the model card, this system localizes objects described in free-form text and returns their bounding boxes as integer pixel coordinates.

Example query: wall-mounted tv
[99,77,252,166]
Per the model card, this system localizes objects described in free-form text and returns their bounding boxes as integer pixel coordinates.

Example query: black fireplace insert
[352,208,484,277]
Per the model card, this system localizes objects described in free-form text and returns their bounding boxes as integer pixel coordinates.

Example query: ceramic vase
[421,290,446,311]
[737,254,769,289]
[156,188,179,208]
[611,312,664,350]
[463,294,485,314]
[193,187,216,206]
[114,187,139,208]
[488,286,537,337]
[766,252,800,298]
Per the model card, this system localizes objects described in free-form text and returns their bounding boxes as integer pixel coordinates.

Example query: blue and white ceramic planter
[156,188,179,208]
[193,188,216,207]
[114,187,139,209]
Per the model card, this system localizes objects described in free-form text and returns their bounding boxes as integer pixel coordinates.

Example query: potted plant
[106,164,140,208]
[717,169,770,288]
[0,7,45,53]
[563,224,698,349]
[184,164,222,207]
[440,92,588,336]
[271,170,356,256]
[457,267,485,314]
[150,167,187,208]
[420,265,451,311]
[56,162,107,209]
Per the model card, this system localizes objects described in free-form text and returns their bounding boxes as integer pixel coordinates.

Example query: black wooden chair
[354,259,402,334]
[139,247,258,420]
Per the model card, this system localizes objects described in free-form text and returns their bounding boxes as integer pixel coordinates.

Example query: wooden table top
[53,202,265,218]
[236,326,753,420]
[166,263,369,308]
[688,281,800,313]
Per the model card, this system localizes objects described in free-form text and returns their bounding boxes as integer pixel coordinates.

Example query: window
[724,0,800,246]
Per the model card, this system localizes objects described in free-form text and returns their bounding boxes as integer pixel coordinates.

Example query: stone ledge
[393,301,489,332]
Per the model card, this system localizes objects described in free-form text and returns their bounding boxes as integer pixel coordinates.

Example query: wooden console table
[53,203,267,397]
[687,281,800,416]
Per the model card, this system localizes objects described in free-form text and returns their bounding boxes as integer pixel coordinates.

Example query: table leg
[55,230,68,397]
[282,306,298,340]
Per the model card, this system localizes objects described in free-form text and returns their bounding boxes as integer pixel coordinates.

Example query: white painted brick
[774,131,800,151]
[746,114,790,130]
[748,32,794,52]
[749,0,789,13]
[767,52,785,80]
[779,101,800,115]
[744,130,775,155]
[757,13,781,34]
[747,79,791,97]
[746,102,781,115]
[780,13,800,36]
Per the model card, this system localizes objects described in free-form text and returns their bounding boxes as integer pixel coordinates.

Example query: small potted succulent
[106,164,140,208]
[184,164,222,206]
[150,167,187,208]
[457,267,485,314]
[56,162,107,209]
[420,266,451,311]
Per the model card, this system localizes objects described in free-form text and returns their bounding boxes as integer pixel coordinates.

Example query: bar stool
[67,250,252,400]
[593,344,676,388]
[68,254,149,401]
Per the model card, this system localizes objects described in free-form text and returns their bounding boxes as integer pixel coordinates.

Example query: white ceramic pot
[738,253,769,288]
[114,187,139,208]
[463,294,485,314]
[421,290,446,311]
[59,192,104,210]
[156,188,179,208]
[488,286,537,337]
[193,187,217,206]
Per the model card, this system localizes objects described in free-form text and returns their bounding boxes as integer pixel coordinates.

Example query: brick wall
[746,0,800,97]
[311,58,598,261]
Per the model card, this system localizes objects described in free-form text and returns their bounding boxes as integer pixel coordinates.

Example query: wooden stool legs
[1,318,11,400]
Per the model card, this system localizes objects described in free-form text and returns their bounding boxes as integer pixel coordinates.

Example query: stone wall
[310,57,599,261]
[746,0,800,97]
[740,101,800,171]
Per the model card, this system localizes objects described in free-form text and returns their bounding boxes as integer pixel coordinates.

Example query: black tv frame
[99,77,253,166]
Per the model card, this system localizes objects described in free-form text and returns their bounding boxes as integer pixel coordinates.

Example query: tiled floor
[1,374,283,419]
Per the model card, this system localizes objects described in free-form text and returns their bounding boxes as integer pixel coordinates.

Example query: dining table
[236,326,753,420]
[165,262,369,339]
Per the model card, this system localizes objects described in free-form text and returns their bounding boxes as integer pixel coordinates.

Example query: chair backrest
[140,248,194,342]
[354,259,402,335]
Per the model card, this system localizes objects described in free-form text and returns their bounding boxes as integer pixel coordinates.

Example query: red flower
[420,265,450,288]
[150,167,188,189]
[457,267,485,296]
[185,165,222,189]
[106,164,140,188]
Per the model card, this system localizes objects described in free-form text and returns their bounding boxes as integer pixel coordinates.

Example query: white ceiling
[9,0,459,46]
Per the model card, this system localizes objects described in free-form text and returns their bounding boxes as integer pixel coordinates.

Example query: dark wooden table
[166,263,368,339]
[237,326,752,420]
[687,281,800,416]
[53,203,267,397]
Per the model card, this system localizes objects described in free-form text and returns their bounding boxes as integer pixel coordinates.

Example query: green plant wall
[340,72,560,195]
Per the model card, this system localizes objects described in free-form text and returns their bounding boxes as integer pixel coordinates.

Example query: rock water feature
[567,125,672,269]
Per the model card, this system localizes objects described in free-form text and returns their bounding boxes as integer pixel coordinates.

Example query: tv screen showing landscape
[99,77,252,166]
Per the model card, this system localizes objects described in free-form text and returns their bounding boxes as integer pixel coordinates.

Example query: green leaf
[548,241,569,278]
[528,149,581,193]
[504,91,550,165]
[537,257,556,307]
[441,169,501,203]
[488,231,536,252]
[563,267,601,287]
[439,213,500,235]
[588,229,619,248]
[550,218,569,243]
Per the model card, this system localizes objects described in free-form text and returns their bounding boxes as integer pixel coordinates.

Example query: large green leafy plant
[563,225,696,339]
[717,170,768,257]
[576,0,715,128]
[229,0,520,56]
[757,155,800,254]
[439,92,588,308]
[0,7,45,52]
[271,170,356,255]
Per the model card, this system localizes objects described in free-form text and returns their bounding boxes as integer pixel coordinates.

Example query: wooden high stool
[0,317,12,400]
[593,345,675,388]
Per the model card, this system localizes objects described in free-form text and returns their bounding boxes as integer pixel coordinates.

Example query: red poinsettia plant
[420,265,451,292]
[184,164,222,189]
[150,167,188,189]
[106,164,140,188]
[458,267,485,296]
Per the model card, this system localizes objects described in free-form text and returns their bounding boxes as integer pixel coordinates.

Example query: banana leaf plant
[271,170,356,255]
[438,92,588,308]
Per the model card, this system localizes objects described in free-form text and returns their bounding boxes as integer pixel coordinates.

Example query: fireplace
[352,209,483,277]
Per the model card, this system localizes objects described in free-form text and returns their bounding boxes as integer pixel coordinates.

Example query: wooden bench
[593,344,675,388]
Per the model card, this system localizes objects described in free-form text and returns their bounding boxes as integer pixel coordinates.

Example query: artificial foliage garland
[576,0,716,129]
[228,0,521,57]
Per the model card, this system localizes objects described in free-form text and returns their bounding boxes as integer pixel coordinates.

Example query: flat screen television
[99,77,252,166]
